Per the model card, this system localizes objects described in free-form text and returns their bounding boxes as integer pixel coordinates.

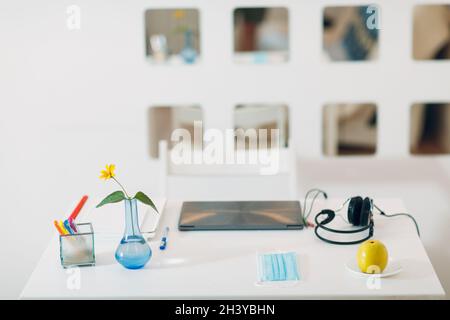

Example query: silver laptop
[178,201,304,231]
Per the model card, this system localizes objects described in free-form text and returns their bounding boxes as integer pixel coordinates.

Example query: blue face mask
[257,252,300,282]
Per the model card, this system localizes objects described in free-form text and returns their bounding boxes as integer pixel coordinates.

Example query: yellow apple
[357,240,388,274]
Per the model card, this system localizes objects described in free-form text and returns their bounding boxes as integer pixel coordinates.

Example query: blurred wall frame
[234,7,289,64]
[148,105,203,158]
[410,102,450,155]
[413,4,450,60]
[323,103,378,156]
[323,5,380,62]
[234,104,289,149]
[145,9,200,64]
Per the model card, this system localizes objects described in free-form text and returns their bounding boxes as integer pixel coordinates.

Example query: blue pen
[159,227,169,250]
[63,219,75,235]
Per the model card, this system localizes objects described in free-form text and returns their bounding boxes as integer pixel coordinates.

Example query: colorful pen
[69,195,88,221]
[54,220,66,235]
[68,218,78,233]
[57,220,69,235]
[53,195,88,237]
[159,227,169,250]
[63,220,75,235]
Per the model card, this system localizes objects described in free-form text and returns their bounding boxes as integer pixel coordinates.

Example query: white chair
[158,140,297,201]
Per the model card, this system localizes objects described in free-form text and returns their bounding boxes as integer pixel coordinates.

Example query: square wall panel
[410,103,450,154]
[323,5,380,61]
[145,9,200,64]
[148,105,203,158]
[234,104,289,149]
[413,5,450,60]
[323,103,377,156]
[234,7,289,64]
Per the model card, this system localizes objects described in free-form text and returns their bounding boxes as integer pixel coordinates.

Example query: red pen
[69,195,88,221]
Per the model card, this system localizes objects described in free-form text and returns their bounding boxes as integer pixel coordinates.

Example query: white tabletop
[21,198,445,299]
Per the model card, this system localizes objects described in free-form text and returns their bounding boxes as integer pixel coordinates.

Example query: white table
[21,199,445,299]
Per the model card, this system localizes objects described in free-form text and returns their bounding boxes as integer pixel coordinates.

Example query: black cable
[302,189,323,214]
[305,191,325,220]
[374,205,421,237]
[302,189,328,226]
[380,212,420,237]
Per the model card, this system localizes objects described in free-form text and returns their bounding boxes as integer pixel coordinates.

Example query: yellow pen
[53,220,65,235]
[58,220,69,235]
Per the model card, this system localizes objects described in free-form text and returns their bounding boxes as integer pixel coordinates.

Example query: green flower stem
[112,176,131,199]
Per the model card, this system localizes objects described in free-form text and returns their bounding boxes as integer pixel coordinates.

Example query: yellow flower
[173,10,186,19]
[100,164,116,180]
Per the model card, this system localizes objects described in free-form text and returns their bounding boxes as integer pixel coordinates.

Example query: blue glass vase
[180,29,197,64]
[115,198,152,269]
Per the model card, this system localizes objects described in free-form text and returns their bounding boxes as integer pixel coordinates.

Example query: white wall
[0,0,449,298]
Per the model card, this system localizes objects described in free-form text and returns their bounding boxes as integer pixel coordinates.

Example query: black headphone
[313,195,421,245]
[314,196,375,245]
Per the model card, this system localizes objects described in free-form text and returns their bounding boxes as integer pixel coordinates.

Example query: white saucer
[346,258,403,278]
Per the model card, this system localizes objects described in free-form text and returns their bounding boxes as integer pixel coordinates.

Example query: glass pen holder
[59,223,95,268]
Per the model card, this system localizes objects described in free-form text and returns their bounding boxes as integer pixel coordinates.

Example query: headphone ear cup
[359,198,372,226]
[348,196,363,226]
